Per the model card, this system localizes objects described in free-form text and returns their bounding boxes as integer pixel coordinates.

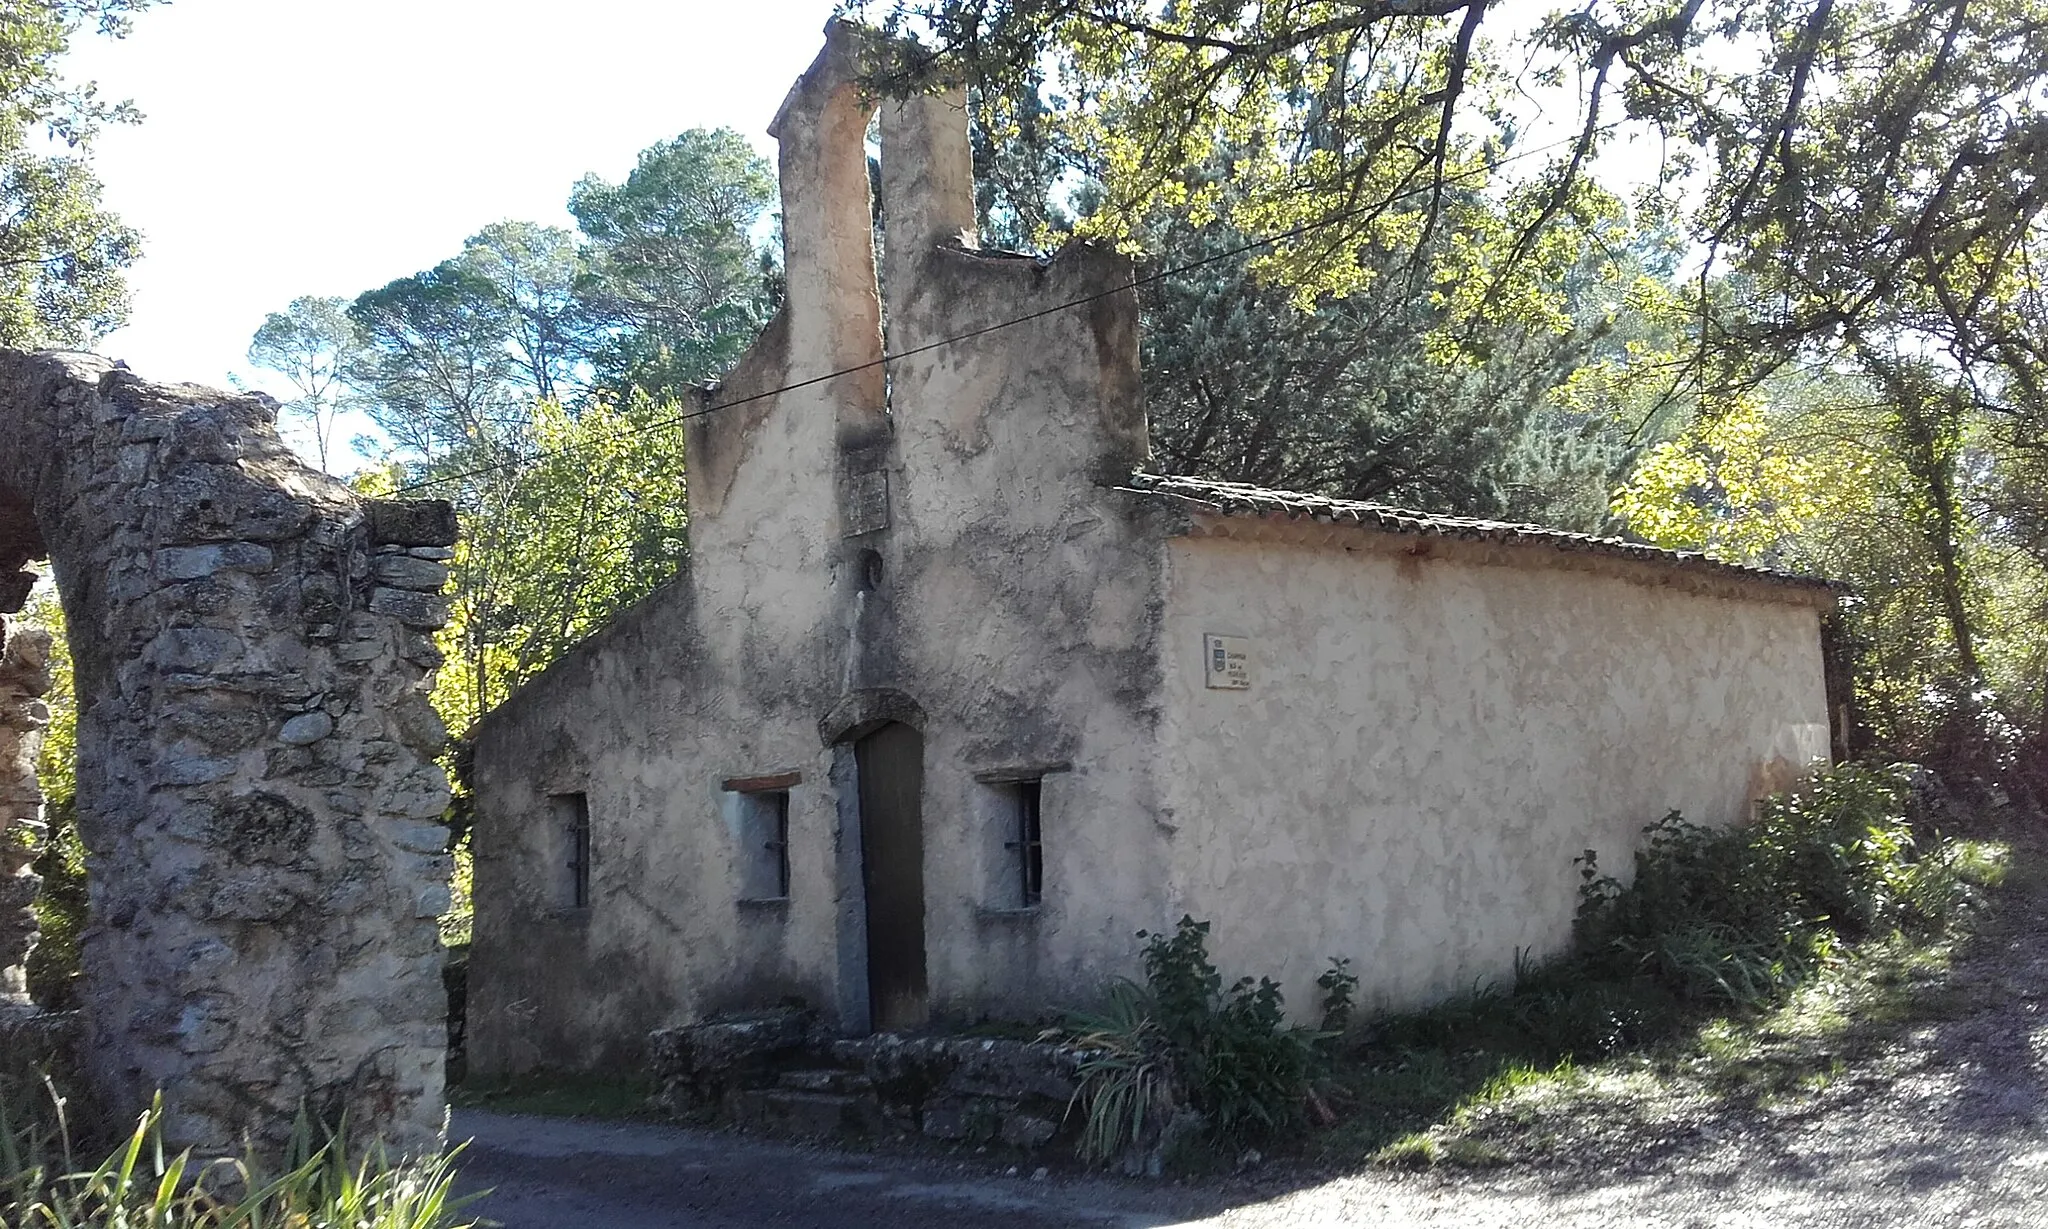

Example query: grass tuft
[3,1085,481,1229]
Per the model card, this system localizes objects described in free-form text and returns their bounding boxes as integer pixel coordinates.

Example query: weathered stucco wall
[878,88,1167,1023]
[467,24,880,1077]
[466,26,1168,1076]
[467,20,1838,1075]
[0,351,455,1156]
[1155,521,1833,1020]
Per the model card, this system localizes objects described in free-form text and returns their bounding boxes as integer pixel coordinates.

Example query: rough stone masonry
[0,350,455,1156]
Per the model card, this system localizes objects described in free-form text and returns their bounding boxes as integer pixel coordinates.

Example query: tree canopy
[245,127,776,764]
[569,127,778,404]
[0,0,148,347]
[853,0,2048,793]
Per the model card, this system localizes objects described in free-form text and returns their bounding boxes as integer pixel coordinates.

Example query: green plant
[1066,917,1334,1165]
[1064,981,1181,1166]
[1574,763,1978,1008]
[3,1085,481,1229]
[1313,762,2006,1166]
[1317,958,1359,1034]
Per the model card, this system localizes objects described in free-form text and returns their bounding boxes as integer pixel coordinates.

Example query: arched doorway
[855,721,927,1032]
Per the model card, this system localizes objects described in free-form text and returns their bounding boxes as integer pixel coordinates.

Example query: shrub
[1066,917,1345,1165]
[1574,761,1977,1007]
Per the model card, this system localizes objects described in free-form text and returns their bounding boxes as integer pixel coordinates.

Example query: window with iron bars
[1004,779,1044,908]
[552,792,591,910]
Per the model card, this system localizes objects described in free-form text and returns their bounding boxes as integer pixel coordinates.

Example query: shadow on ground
[454,814,2048,1227]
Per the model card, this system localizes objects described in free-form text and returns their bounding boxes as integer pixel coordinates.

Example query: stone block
[369,587,449,630]
[399,633,445,669]
[153,628,242,672]
[155,542,275,580]
[333,638,385,664]
[119,414,174,442]
[1000,1112,1059,1149]
[373,555,449,592]
[117,444,153,482]
[164,704,266,751]
[389,692,447,754]
[389,820,451,855]
[940,1038,1079,1102]
[156,472,315,543]
[279,712,334,745]
[208,792,315,862]
[387,765,451,820]
[202,878,305,922]
[157,755,237,786]
[777,1067,873,1093]
[920,1095,1002,1142]
[0,1004,78,1086]
[730,1089,879,1138]
[0,572,33,614]
[366,499,458,547]
[174,995,237,1055]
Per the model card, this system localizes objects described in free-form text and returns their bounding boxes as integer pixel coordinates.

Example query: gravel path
[456,824,2048,1228]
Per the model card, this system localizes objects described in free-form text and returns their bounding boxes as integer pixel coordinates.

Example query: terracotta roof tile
[1119,472,1840,592]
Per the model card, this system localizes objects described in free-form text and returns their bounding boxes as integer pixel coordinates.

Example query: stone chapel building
[465,24,1836,1076]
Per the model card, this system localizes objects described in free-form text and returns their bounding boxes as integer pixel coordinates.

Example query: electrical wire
[391,123,1620,498]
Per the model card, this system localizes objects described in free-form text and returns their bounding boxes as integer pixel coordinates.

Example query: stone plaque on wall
[843,470,890,537]
[1203,634,1251,689]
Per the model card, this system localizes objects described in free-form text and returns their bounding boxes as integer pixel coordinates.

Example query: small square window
[551,792,591,910]
[735,789,790,901]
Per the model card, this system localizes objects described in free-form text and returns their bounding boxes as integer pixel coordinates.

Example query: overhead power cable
[391,123,1621,498]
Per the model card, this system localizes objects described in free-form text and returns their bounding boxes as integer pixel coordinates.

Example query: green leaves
[1141,211,1635,527]
[0,1,148,349]
[249,126,775,756]
[247,296,365,471]
[2,1088,482,1229]
[267,127,776,474]
[18,590,81,1010]
[349,260,530,463]
[1573,764,1980,1008]
[1066,916,1330,1165]
[419,394,689,736]
[569,127,778,404]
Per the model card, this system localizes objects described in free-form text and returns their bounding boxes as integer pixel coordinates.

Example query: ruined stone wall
[0,350,454,1156]
[0,618,50,1000]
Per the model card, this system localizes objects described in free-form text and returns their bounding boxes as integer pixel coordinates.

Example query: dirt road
[454,1092,2048,1229]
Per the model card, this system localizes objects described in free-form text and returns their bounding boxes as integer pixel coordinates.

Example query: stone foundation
[0,351,455,1157]
[650,1011,1080,1155]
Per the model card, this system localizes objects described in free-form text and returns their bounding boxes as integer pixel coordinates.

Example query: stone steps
[651,1010,1081,1154]
[776,1067,874,1094]
[730,1088,884,1138]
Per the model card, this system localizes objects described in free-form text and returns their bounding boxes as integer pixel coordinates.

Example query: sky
[57,0,839,400]
[55,1,1679,468]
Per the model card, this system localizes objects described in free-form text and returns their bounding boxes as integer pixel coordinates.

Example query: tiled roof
[1118,472,1840,592]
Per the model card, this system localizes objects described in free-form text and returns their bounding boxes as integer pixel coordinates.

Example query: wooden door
[855,722,927,1032]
